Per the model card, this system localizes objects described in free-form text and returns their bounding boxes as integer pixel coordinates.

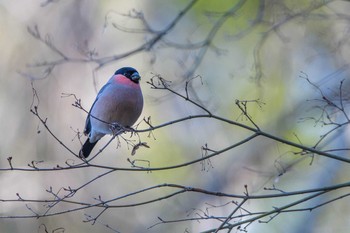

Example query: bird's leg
[110,122,124,135]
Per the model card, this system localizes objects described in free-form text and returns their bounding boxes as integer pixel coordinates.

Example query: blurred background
[1,0,350,232]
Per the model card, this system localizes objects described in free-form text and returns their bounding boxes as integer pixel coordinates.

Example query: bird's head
[114,67,141,84]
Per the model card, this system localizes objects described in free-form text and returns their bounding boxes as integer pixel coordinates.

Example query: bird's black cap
[115,67,141,83]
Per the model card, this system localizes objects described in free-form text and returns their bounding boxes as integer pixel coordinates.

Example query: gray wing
[83,83,111,135]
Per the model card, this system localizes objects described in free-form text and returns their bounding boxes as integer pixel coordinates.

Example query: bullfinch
[79,67,144,158]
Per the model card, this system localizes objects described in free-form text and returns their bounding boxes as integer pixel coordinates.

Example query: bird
[79,67,144,158]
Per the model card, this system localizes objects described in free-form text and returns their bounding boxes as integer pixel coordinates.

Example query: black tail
[80,139,98,158]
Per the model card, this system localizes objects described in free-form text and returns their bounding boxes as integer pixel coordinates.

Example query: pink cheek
[113,75,140,88]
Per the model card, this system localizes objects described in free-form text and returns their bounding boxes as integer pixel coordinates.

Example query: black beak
[131,72,141,83]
